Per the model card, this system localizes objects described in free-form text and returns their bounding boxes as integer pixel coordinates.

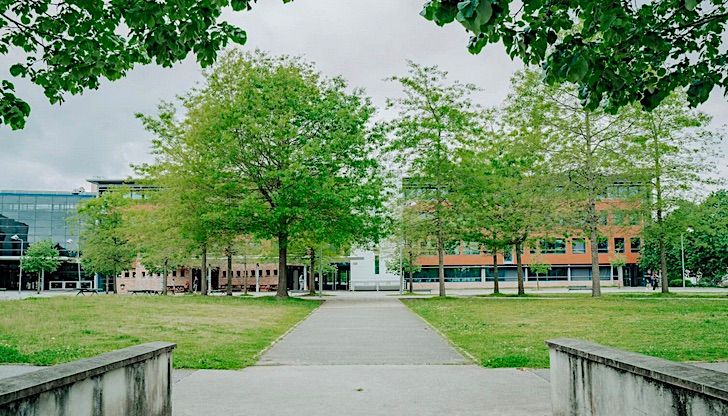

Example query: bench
[76,288,103,296]
[568,286,591,291]
[129,289,162,295]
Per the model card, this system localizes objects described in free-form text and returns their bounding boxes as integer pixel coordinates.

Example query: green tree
[454,134,556,296]
[627,91,723,293]
[507,70,640,297]
[386,62,482,297]
[78,190,137,293]
[22,239,60,294]
[641,191,728,286]
[420,0,728,112]
[529,259,551,291]
[385,203,428,293]
[144,50,387,299]
[0,0,287,129]
[136,102,236,295]
[124,200,194,295]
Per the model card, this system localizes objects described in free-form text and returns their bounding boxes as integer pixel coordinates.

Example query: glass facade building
[0,190,96,290]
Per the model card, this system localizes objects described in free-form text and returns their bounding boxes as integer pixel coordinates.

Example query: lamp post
[680,227,694,288]
[11,235,23,296]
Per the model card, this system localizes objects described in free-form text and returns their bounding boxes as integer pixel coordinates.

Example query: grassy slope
[404,295,728,368]
[0,295,320,369]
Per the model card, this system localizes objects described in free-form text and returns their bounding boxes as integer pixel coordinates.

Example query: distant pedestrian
[651,274,659,290]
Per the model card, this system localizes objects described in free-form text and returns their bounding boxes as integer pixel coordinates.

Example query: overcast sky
[0,0,726,192]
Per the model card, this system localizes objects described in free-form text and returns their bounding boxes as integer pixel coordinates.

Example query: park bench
[129,289,162,295]
[568,286,590,291]
[76,288,103,296]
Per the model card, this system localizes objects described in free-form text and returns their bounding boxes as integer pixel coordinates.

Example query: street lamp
[681,227,694,288]
[11,235,23,296]
[67,239,82,287]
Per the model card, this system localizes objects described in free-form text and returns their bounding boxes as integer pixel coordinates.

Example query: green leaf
[9,64,25,77]
[685,0,698,11]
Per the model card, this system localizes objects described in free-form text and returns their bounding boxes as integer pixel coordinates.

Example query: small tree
[529,259,551,291]
[610,254,627,288]
[23,240,61,294]
[78,190,137,293]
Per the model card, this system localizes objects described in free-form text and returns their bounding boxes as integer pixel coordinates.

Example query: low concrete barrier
[547,338,728,416]
[0,342,176,416]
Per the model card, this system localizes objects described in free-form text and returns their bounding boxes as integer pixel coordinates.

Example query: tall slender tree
[507,70,640,297]
[627,91,723,293]
[386,62,482,297]
[22,240,60,294]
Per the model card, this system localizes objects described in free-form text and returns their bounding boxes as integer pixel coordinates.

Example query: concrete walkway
[172,295,552,415]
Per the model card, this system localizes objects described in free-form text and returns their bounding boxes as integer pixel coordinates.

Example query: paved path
[172,295,552,415]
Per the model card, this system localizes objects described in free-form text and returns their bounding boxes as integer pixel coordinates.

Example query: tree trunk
[37,270,43,294]
[308,247,316,296]
[408,249,415,293]
[162,260,168,295]
[492,251,500,295]
[515,243,525,296]
[276,230,289,298]
[656,179,669,293]
[201,245,208,296]
[226,247,233,296]
[588,199,602,298]
[437,227,446,297]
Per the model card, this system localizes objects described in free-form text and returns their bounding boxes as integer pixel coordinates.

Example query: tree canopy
[0,0,283,129]
[421,0,728,112]
[139,50,389,298]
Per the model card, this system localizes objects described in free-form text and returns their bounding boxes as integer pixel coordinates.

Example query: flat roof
[0,190,96,197]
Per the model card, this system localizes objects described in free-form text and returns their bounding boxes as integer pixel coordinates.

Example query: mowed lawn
[404,295,728,368]
[0,295,320,369]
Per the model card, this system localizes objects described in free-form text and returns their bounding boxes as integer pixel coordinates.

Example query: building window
[124,271,130,278]
[181,270,185,277]
[374,255,380,274]
[172,270,177,277]
[223,271,227,278]
[630,237,641,253]
[266,269,271,276]
[614,238,625,253]
[540,238,566,254]
[273,269,277,276]
[503,250,513,263]
[236,270,241,277]
[572,238,586,254]
[132,272,137,278]
[142,271,146,277]
[598,237,609,253]
[613,211,625,225]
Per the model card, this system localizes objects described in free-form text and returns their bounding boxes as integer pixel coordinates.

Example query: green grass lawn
[0,295,320,369]
[404,295,728,368]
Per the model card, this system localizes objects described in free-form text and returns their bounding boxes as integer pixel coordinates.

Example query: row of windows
[532,237,640,255]
[123,269,277,278]
[425,237,642,257]
[413,266,617,283]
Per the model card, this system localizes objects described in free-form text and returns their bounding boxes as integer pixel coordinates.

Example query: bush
[669,279,693,287]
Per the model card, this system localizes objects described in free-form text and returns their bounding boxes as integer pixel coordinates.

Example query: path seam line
[251,299,325,366]
[399,298,478,365]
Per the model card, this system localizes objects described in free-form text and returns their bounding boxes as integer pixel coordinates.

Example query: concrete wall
[350,245,402,291]
[0,342,176,416]
[548,338,728,416]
